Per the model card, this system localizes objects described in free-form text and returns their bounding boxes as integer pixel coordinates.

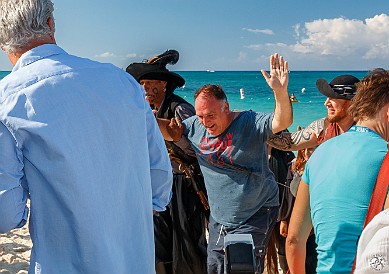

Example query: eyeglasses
[330,84,356,95]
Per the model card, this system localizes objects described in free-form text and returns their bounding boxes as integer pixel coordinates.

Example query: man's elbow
[286,233,303,251]
[0,209,27,233]
[283,115,293,128]
[272,119,293,134]
[0,190,29,233]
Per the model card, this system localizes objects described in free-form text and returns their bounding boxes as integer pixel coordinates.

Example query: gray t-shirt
[182,110,279,226]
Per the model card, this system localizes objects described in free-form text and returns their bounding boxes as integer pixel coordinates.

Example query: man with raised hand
[159,53,292,274]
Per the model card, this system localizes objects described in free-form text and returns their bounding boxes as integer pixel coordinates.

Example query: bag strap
[351,149,389,273]
[363,151,389,227]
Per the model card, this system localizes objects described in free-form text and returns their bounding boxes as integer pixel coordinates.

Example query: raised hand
[261,53,289,93]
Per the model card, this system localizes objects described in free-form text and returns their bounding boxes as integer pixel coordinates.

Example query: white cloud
[243,28,274,35]
[126,53,137,58]
[244,14,389,70]
[95,52,115,58]
[291,14,389,59]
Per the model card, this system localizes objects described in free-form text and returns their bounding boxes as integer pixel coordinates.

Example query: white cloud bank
[247,14,389,62]
[293,14,389,59]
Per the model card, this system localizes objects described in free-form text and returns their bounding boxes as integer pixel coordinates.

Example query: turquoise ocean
[175,71,368,131]
[0,70,368,131]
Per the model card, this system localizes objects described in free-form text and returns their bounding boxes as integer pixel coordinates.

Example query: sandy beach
[0,201,274,274]
[0,225,31,274]
[0,228,274,274]
[1,228,275,274]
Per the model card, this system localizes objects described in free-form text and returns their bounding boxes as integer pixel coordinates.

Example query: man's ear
[386,104,389,122]
[48,18,54,31]
[47,17,55,42]
[224,101,230,112]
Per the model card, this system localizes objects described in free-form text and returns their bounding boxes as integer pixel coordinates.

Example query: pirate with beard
[126,50,208,274]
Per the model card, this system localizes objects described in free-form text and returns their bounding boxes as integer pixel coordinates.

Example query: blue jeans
[207,206,278,274]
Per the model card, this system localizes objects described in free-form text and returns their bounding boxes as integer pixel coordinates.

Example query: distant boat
[301,87,306,93]
[240,88,245,99]
[206,70,215,73]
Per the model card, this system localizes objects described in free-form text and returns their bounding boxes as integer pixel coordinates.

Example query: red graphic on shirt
[199,133,234,166]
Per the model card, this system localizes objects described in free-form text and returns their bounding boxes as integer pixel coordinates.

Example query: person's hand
[261,53,289,93]
[280,220,288,237]
[167,117,183,142]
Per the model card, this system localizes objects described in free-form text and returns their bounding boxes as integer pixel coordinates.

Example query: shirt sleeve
[173,103,197,158]
[0,122,29,233]
[174,103,196,122]
[255,111,274,139]
[145,104,173,212]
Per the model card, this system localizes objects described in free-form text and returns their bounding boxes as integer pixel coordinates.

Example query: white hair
[0,0,55,53]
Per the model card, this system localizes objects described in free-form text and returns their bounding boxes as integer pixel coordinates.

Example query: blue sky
[0,0,388,71]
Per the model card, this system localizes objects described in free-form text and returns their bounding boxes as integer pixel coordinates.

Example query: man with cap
[268,74,360,150]
[126,50,208,274]
[286,69,389,273]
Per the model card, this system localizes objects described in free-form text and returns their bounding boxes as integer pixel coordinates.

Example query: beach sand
[0,231,275,274]
[0,225,31,274]
[0,212,275,274]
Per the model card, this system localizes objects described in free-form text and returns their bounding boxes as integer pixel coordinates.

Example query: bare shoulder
[267,117,326,151]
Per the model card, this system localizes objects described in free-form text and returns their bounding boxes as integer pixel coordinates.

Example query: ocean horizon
[0,70,368,132]
[174,70,367,131]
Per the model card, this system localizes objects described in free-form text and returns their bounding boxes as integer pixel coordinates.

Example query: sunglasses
[330,84,356,95]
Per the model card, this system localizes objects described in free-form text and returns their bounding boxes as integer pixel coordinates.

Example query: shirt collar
[13,44,67,72]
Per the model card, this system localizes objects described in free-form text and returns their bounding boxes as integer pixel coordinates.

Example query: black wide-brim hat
[316,74,359,100]
[126,62,185,88]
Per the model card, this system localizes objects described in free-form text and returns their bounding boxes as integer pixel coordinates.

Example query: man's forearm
[286,238,307,274]
[272,88,293,132]
[268,130,316,151]
[268,118,324,151]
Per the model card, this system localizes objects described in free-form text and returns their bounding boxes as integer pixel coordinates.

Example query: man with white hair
[0,0,172,273]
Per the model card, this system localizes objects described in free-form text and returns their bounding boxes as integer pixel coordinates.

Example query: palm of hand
[269,70,288,91]
[261,53,289,92]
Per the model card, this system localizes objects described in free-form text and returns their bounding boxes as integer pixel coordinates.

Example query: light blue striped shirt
[0,44,172,274]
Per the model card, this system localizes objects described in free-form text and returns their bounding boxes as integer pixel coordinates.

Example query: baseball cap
[316,75,360,100]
